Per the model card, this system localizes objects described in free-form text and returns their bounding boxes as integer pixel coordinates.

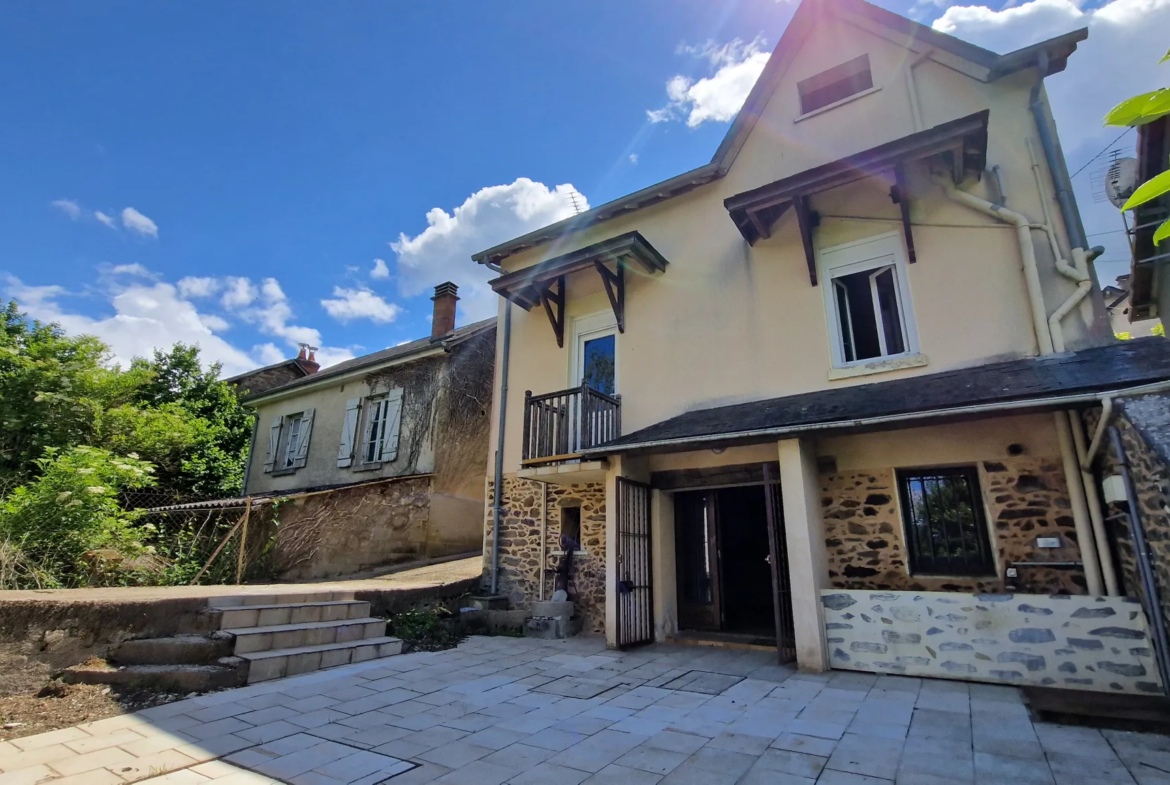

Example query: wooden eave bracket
[793,196,820,286]
[594,259,626,333]
[890,163,918,263]
[539,276,566,348]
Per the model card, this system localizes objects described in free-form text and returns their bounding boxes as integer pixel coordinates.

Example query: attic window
[798,55,873,115]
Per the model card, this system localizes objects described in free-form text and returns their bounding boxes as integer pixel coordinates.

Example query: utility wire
[1070,128,1135,179]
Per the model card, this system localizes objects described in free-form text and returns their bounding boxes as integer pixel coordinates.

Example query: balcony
[522,385,621,466]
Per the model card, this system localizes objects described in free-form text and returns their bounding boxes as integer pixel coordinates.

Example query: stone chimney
[295,344,320,374]
[431,282,459,339]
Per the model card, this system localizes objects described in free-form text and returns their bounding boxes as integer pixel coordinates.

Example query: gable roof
[471,0,1086,268]
[579,339,1170,456]
[241,318,495,405]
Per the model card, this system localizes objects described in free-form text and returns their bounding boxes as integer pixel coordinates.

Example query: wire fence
[137,500,282,586]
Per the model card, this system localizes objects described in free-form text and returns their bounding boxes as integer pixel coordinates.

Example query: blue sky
[2,0,1164,374]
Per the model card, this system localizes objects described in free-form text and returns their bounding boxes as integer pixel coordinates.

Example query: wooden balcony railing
[522,385,621,464]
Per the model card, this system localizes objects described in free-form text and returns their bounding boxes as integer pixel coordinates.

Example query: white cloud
[5,276,258,375]
[320,287,402,324]
[370,258,390,279]
[220,277,258,310]
[4,268,357,376]
[629,154,639,165]
[932,0,1170,151]
[390,177,587,320]
[94,210,117,229]
[121,207,158,238]
[178,276,220,298]
[648,36,771,127]
[52,199,83,220]
[107,263,154,278]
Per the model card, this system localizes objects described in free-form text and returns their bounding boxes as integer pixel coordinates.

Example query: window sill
[828,353,928,380]
[351,462,384,473]
[269,467,299,477]
[794,86,881,124]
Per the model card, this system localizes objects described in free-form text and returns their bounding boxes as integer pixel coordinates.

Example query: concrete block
[219,608,259,629]
[247,656,288,683]
[234,633,274,654]
[291,605,325,624]
[467,595,509,611]
[531,601,574,619]
[258,607,293,627]
[347,602,372,620]
[287,651,323,676]
[114,635,232,665]
[335,624,366,644]
[321,647,353,669]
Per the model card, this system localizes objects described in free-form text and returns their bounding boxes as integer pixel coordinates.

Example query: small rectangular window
[898,467,994,577]
[362,397,390,464]
[798,55,873,115]
[282,414,303,469]
[559,507,582,551]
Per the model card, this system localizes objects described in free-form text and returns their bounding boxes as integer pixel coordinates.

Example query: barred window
[897,467,994,576]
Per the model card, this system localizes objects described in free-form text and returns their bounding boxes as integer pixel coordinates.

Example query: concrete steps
[61,660,247,691]
[210,591,402,683]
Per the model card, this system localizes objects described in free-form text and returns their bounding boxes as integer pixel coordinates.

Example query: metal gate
[616,477,653,649]
[763,463,797,664]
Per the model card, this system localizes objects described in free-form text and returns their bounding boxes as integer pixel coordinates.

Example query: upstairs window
[898,466,994,577]
[820,233,917,368]
[798,55,873,115]
[282,414,304,470]
[363,396,393,464]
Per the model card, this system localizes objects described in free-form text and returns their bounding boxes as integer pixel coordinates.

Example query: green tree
[129,344,254,499]
[1106,48,1170,246]
[0,446,156,587]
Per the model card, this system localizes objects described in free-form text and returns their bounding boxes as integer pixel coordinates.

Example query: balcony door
[572,312,617,395]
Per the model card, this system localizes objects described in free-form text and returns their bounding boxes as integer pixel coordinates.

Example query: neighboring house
[225,345,320,396]
[474,0,1170,694]
[1103,274,1161,337]
[1118,116,1170,325]
[240,282,495,579]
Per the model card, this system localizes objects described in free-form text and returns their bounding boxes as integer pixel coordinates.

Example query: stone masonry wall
[1094,397,1170,629]
[273,476,433,580]
[822,457,1085,595]
[822,589,1160,694]
[484,477,607,634]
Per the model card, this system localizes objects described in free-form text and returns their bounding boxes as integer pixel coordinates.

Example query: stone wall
[822,589,1160,694]
[821,457,1085,594]
[273,476,434,580]
[484,477,607,634]
[1094,396,1170,629]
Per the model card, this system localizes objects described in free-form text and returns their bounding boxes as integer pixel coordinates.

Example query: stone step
[114,634,234,665]
[208,590,356,609]
[215,600,372,630]
[61,658,247,692]
[224,617,387,654]
[239,637,404,683]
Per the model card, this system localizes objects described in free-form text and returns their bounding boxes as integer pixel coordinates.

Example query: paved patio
[3,636,1169,785]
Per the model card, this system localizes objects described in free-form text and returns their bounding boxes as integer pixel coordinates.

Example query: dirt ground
[0,651,184,742]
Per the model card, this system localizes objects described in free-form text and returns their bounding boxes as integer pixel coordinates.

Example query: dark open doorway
[717,486,776,635]
[674,483,788,643]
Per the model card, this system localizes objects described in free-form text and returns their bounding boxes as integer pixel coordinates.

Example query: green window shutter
[338,398,361,468]
[379,389,405,463]
[264,415,283,473]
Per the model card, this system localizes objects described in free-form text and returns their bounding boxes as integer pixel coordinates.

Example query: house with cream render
[475,0,1170,694]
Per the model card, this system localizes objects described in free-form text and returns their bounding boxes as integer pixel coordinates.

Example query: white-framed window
[337,388,404,469]
[819,232,918,368]
[570,312,617,395]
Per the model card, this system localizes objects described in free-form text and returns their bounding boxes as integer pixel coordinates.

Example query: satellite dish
[1105,157,1139,208]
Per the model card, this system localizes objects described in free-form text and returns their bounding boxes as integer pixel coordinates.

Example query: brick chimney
[431,282,459,339]
[295,344,320,374]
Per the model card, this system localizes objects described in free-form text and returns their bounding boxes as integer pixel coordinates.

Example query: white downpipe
[1028,139,1093,354]
[932,174,1105,596]
[1071,408,1120,595]
[538,481,548,601]
[1086,397,1116,465]
[904,49,932,132]
[931,176,1053,354]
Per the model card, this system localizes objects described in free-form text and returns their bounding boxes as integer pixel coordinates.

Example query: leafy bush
[386,607,465,652]
[0,447,156,587]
